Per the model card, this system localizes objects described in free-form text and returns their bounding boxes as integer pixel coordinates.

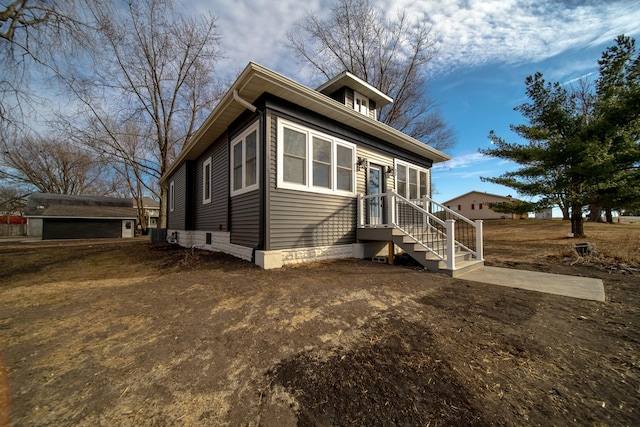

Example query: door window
[368,165,383,225]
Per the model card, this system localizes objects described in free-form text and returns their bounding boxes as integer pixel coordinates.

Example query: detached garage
[25,193,137,240]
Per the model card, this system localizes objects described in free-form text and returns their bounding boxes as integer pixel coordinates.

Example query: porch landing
[457,266,605,302]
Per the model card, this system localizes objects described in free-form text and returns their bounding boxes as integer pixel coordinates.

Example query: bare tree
[58,0,223,227]
[287,0,455,150]
[0,185,27,224]
[63,116,160,233]
[0,0,89,125]
[0,130,114,195]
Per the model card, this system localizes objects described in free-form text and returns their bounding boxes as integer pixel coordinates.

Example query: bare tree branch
[0,130,113,195]
[54,0,223,227]
[287,0,455,151]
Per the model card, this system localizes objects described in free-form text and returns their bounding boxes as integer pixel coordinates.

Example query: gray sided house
[162,63,484,275]
[25,193,137,239]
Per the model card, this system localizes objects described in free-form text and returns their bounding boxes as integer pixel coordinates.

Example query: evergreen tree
[481,36,639,237]
[590,35,640,220]
[490,201,536,219]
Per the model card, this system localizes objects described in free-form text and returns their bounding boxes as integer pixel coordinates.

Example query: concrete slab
[458,266,605,302]
[0,237,41,243]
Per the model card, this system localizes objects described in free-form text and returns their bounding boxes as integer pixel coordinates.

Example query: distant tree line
[481,36,639,237]
[489,201,537,219]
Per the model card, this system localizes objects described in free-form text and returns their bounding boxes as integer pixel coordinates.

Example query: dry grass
[1,222,639,426]
[482,219,640,266]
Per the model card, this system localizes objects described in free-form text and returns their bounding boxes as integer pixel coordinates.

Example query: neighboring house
[135,197,160,229]
[162,62,484,275]
[443,191,523,220]
[25,193,137,239]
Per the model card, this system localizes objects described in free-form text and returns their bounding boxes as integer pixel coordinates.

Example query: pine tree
[481,36,639,237]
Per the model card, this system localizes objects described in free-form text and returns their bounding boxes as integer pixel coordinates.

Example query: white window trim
[394,159,430,199]
[277,118,357,197]
[202,157,212,204]
[169,181,175,212]
[230,122,260,197]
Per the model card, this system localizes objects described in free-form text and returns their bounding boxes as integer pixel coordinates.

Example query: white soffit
[316,71,393,108]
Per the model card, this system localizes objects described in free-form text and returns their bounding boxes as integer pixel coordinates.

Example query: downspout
[255,108,266,260]
[233,90,257,113]
[227,88,257,242]
[232,89,261,262]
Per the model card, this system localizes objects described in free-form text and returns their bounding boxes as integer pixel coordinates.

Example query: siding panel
[194,133,229,231]
[230,190,260,247]
[269,189,356,249]
[167,163,187,229]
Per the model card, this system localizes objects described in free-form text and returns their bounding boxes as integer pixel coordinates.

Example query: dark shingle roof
[24,193,137,219]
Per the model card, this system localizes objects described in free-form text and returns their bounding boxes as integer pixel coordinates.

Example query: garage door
[42,218,123,240]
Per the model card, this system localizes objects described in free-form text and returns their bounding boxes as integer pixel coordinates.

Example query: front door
[368,164,384,225]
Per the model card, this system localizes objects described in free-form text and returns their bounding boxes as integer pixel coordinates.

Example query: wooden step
[367,225,483,277]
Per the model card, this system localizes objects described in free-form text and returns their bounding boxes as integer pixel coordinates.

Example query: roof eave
[316,71,394,108]
[161,62,450,185]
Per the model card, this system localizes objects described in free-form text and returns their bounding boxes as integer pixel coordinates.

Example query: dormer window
[317,71,391,122]
[354,91,369,117]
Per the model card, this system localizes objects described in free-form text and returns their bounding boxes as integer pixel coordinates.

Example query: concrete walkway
[458,266,605,302]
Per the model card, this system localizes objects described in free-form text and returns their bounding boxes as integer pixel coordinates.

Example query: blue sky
[192,0,640,204]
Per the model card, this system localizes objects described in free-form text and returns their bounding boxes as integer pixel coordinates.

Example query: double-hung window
[283,126,307,185]
[336,144,353,192]
[278,118,355,195]
[202,157,212,204]
[395,160,430,200]
[230,122,259,196]
[312,136,332,188]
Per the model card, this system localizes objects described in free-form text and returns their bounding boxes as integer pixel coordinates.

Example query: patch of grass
[483,219,640,266]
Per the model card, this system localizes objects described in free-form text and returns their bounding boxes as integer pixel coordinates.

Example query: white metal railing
[357,192,483,270]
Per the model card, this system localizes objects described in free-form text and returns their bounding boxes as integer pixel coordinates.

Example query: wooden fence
[0,224,27,237]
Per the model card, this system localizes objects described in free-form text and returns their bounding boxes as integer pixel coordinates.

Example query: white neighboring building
[134,197,160,229]
[535,209,553,219]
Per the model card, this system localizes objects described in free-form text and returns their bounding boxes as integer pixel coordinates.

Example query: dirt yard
[1,220,639,426]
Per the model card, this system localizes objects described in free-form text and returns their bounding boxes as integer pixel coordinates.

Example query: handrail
[360,191,445,226]
[411,196,476,227]
[358,191,483,269]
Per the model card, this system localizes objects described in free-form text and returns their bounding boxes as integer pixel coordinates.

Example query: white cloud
[378,0,640,76]
[434,152,492,170]
[190,0,331,82]
[414,0,640,74]
[187,0,640,84]
[434,152,520,181]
